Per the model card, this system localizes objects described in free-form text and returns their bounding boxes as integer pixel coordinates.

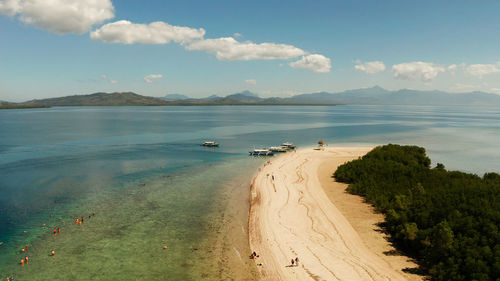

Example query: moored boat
[201,141,219,147]
[269,146,289,152]
[281,142,296,149]
[249,149,275,156]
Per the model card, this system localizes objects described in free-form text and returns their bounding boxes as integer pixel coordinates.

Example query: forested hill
[334,144,500,281]
[22,92,170,106]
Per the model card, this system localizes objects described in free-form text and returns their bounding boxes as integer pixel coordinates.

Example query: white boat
[249,149,275,156]
[281,142,296,149]
[269,146,289,152]
[201,141,219,147]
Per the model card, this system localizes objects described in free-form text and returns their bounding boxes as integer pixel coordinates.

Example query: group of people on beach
[250,251,300,268]
[250,251,263,266]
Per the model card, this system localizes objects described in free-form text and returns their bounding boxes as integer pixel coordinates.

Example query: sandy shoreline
[248,147,422,281]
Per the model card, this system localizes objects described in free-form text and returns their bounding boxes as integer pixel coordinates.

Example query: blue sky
[1,0,500,101]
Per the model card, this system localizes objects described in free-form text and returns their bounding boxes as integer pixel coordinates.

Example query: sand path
[248,147,411,281]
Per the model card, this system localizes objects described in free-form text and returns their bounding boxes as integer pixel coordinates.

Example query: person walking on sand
[291,259,294,266]
[295,257,299,266]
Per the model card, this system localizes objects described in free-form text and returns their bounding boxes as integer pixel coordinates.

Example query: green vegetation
[0,104,50,109]
[21,92,171,106]
[334,144,500,281]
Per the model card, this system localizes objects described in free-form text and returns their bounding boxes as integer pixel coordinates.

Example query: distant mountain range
[3,86,500,108]
[162,94,190,101]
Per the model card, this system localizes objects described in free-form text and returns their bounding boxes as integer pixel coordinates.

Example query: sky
[1,0,500,102]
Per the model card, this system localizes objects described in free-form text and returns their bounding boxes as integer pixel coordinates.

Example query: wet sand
[248,147,422,281]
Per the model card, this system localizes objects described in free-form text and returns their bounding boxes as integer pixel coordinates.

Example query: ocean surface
[1,105,499,280]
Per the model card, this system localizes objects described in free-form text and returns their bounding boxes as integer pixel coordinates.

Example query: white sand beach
[248,147,422,281]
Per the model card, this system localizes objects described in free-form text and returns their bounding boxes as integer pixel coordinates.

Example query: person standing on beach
[291,259,294,266]
[295,257,299,266]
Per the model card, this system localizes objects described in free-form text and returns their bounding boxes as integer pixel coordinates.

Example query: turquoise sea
[1,105,499,280]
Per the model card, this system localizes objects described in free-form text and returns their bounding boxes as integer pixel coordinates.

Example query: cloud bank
[466,63,500,78]
[91,20,330,73]
[392,62,445,82]
[185,37,306,61]
[90,20,205,44]
[0,0,114,34]
[1,1,331,73]
[354,61,386,74]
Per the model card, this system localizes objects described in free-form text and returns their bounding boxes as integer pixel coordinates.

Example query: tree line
[334,144,500,281]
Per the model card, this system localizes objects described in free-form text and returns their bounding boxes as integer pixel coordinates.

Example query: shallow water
[1,157,263,280]
[1,105,499,280]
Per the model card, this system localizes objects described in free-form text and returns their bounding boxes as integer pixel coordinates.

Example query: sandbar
[248,147,421,281]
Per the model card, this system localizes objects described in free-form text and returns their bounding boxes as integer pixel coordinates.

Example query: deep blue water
[1,105,499,279]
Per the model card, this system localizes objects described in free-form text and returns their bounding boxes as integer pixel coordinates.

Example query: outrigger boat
[201,141,219,147]
[268,146,289,152]
[281,142,296,149]
[249,149,275,156]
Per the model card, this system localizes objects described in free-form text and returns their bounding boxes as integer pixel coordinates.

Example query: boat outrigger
[249,149,275,156]
[201,141,219,147]
[268,146,289,152]
[281,142,296,149]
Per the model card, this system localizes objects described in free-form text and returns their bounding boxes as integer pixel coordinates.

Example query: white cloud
[144,74,163,83]
[91,20,205,44]
[245,79,257,85]
[89,19,331,74]
[289,54,331,73]
[392,61,445,82]
[354,60,386,74]
[452,83,482,92]
[110,80,118,84]
[447,64,458,75]
[186,37,306,61]
[233,32,242,38]
[466,63,500,78]
[0,0,21,16]
[490,88,500,95]
[1,0,114,34]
